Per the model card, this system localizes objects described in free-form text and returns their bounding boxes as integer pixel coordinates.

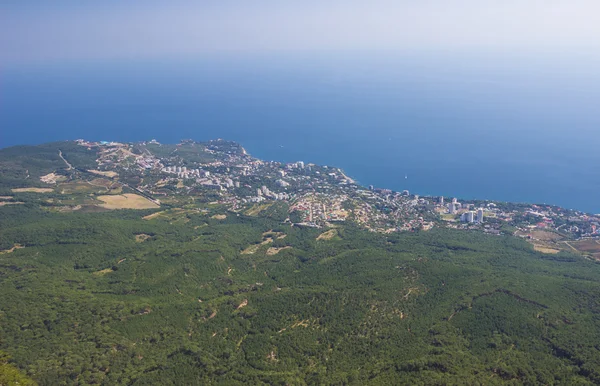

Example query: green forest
[1,202,600,385]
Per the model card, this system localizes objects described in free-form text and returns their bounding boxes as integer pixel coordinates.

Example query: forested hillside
[1,202,600,385]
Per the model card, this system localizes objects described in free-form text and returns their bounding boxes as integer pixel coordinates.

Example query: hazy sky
[2,1,600,65]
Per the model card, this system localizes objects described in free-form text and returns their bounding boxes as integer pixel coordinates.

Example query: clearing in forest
[211,214,227,220]
[12,187,54,193]
[245,203,273,216]
[135,234,152,242]
[533,245,561,254]
[266,246,292,255]
[236,299,248,310]
[93,268,114,276]
[97,194,159,209]
[241,237,274,255]
[263,230,286,239]
[317,229,338,240]
[40,173,66,184]
[143,210,167,220]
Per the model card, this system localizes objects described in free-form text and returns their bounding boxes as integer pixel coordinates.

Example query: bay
[2,52,599,212]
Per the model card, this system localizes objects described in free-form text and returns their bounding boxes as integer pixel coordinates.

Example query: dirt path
[0,244,24,254]
[562,241,579,252]
[58,150,73,170]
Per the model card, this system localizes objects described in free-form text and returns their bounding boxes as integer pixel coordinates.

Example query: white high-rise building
[439,196,444,205]
[467,211,475,223]
[448,203,456,214]
[452,197,458,204]
[476,208,484,223]
[297,161,305,169]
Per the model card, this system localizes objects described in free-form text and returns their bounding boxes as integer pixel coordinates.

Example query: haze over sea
[2,52,600,213]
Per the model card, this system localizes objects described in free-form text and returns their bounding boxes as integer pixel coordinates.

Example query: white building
[467,211,475,223]
[476,208,484,223]
[461,211,475,223]
[448,203,456,214]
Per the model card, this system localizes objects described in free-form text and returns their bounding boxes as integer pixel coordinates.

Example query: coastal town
[7,138,600,259]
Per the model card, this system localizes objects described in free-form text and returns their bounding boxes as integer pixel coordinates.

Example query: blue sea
[2,52,600,213]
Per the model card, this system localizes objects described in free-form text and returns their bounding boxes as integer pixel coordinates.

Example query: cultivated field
[517,229,566,255]
[97,194,159,209]
[88,170,118,178]
[0,201,25,206]
[567,239,600,260]
[58,181,111,194]
[569,239,600,253]
[529,230,564,241]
